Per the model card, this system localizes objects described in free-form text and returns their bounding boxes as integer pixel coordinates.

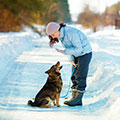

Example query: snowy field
[0,25,120,120]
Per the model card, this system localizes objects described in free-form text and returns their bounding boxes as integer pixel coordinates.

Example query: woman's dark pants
[71,52,92,91]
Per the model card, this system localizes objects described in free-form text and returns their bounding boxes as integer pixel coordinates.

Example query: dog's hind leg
[39,98,51,108]
[40,104,51,108]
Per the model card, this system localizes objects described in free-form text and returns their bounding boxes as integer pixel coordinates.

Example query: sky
[68,0,120,21]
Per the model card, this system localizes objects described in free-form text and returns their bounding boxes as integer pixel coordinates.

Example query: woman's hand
[49,36,59,48]
[55,49,66,55]
[49,42,54,48]
[71,60,76,68]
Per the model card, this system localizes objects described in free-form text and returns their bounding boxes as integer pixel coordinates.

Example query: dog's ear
[45,70,50,74]
[59,66,62,70]
[56,61,60,65]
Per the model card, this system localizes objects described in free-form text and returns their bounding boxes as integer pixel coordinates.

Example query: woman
[46,22,92,106]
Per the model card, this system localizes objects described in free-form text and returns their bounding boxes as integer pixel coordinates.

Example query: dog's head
[45,61,62,76]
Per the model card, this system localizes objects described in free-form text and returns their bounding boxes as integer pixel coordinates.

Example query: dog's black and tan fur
[27,61,63,108]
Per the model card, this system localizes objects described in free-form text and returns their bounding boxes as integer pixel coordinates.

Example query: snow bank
[0,26,120,120]
[0,32,40,83]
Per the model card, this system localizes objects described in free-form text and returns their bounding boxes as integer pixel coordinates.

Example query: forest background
[0,0,120,32]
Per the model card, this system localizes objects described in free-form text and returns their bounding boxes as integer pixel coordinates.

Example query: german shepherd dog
[27,61,63,108]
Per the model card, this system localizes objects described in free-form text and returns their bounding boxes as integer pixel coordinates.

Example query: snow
[0,25,120,120]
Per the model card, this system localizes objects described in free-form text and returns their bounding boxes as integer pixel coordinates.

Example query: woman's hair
[48,23,66,45]
[59,23,66,31]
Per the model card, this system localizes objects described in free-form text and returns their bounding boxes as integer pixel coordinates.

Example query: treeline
[77,2,120,31]
[0,0,71,32]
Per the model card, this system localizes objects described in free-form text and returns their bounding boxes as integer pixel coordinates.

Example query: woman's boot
[64,89,84,106]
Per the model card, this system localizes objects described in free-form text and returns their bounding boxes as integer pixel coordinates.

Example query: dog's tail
[27,100,36,107]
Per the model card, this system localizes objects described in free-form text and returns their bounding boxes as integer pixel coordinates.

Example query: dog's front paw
[57,104,60,107]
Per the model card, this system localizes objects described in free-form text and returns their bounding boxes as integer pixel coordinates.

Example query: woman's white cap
[46,22,60,35]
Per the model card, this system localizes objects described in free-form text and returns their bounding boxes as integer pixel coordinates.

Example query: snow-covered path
[0,27,120,120]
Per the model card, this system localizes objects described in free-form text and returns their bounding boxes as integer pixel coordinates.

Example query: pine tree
[0,0,71,32]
